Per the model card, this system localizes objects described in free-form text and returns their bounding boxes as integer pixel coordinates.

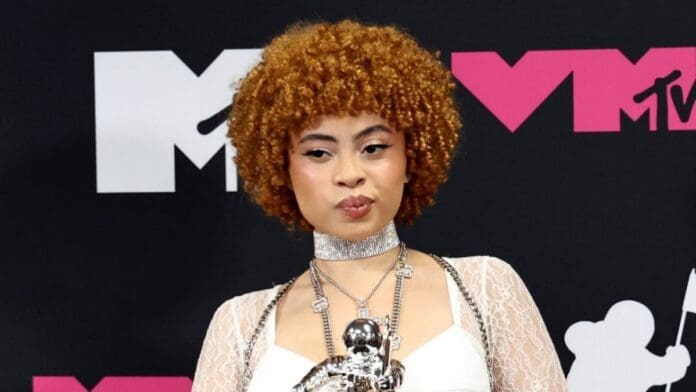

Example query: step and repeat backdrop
[2,1,695,391]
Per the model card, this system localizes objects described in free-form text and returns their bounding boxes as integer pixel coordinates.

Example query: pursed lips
[336,195,374,208]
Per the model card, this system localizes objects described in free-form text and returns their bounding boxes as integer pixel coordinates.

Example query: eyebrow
[298,124,393,144]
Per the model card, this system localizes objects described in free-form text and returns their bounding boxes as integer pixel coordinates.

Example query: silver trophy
[292,316,405,391]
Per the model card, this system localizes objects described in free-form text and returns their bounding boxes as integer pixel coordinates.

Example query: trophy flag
[682,269,696,314]
[665,268,695,392]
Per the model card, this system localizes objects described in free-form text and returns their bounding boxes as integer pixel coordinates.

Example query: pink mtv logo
[33,377,192,392]
[452,48,696,132]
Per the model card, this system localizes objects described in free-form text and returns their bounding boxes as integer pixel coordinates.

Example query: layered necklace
[240,220,495,391]
[309,223,412,357]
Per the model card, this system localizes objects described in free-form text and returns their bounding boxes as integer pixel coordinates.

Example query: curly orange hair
[228,19,462,232]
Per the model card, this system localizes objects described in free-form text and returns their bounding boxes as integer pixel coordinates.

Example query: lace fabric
[192,256,568,391]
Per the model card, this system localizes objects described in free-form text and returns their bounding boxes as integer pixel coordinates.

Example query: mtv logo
[33,376,191,392]
[94,49,262,193]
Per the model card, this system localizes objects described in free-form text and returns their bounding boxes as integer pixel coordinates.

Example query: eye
[363,144,391,155]
[302,149,331,159]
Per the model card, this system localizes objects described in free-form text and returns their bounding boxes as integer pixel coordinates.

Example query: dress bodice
[247,261,490,391]
[192,255,568,392]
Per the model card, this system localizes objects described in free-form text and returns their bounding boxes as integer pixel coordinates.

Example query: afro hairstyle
[227,19,462,232]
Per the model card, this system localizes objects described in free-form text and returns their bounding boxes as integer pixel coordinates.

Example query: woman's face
[288,112,408,241]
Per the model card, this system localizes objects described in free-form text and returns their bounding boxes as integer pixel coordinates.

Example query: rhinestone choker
[313,220,400,260]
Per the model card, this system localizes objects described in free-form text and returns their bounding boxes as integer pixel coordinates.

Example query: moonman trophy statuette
[291,317,405,391]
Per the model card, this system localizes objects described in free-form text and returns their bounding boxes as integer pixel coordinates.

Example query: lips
[337,195,374,208]
[337,195,374,219]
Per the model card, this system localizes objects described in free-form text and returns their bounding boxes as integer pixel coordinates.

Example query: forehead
[299,112,392,135]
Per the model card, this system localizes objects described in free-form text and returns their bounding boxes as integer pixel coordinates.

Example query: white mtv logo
[94,49,261,193]
[566,269,695,391]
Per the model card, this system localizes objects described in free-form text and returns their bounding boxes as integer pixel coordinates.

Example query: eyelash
[303,144,391,159]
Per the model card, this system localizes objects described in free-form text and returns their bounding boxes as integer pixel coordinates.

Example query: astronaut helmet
[342,318,383,361]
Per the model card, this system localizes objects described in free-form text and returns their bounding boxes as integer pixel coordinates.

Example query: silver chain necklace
[310,243,404,322]
[309,242,411,358]
[240,252,494,391]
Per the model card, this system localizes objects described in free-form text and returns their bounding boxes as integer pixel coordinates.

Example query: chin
[322,220,385,241]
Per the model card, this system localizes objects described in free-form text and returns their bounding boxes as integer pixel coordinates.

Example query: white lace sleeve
[192,289,274,392]
[483,257,567,391]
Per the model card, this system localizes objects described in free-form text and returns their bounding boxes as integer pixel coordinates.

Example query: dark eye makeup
[301,143,392,160]
[363,144,391,154]
[303,150,329,158]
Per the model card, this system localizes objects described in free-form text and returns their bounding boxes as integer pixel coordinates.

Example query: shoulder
[441,254,510,267]
[438,255,529,299]
[209,285,281,326]
[221,285,280,308]
[440,254,520,280]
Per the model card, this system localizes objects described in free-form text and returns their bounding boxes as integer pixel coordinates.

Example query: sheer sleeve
[192,289,274,392]
[483,257,567,391]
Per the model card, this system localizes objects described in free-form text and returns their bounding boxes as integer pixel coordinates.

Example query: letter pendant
[312,297,328,313]
[358,301,383,325]
[396,264,413,278]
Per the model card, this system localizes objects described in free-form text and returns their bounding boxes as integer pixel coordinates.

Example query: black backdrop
[2,1,695,391]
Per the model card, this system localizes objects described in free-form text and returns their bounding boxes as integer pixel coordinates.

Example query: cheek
[377,161,406,185]
[380,147,408,184]
[288,158,328,212]
[370,153,407,198]
[289,160,321,190]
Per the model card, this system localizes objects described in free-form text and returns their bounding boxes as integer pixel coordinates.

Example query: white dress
[192,256,568,392]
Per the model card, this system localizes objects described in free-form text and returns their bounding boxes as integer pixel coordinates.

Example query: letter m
[452,48,695,132]
[94,50,261,193]
[451,51,577,132]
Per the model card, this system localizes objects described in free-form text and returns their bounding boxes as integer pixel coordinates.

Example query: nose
[334,153,365,188]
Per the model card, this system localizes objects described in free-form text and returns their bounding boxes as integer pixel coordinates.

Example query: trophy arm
[374,359,405,391]
[291,355,347,392]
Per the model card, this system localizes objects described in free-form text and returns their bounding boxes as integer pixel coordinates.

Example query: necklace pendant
[396,264,413,279]
[358,306,370,318]
[358,306,383,325]
[391,334,402,350]
[311,297,329,313]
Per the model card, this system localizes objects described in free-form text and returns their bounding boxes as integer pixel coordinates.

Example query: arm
[484,257,567,392]
[192,298,243,392]
[650,345,691,385]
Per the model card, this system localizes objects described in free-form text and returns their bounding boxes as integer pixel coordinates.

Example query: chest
[274,261,456,364]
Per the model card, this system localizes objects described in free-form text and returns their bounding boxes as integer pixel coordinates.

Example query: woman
[192,19,567,391]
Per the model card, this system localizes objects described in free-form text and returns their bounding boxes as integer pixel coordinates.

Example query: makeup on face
[288,112,407,241]
[297,124,395,163]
